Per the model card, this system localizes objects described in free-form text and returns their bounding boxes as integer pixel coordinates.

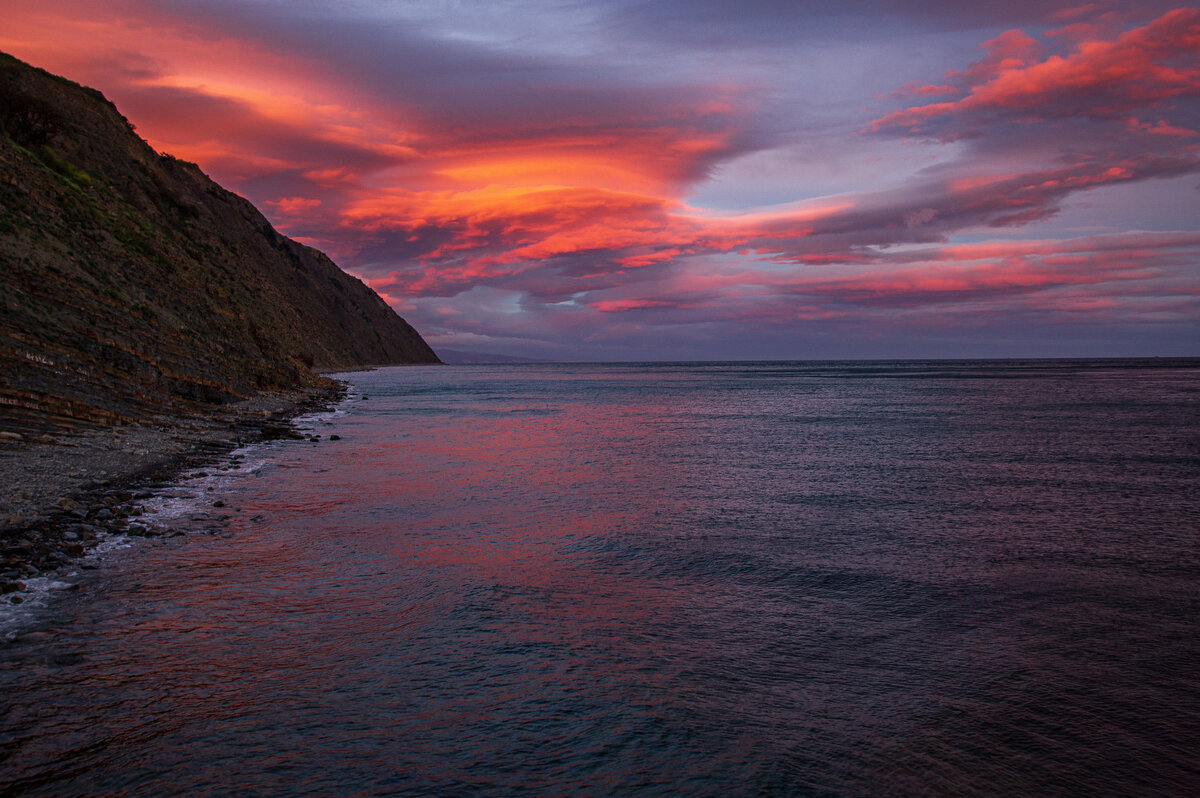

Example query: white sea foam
[3,394,355,640]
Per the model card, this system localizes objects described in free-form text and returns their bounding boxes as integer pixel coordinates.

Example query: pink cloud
[3,0,1196,357]
[870,8,1200,134]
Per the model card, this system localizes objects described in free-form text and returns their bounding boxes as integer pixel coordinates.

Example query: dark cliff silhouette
[0,53,439,433]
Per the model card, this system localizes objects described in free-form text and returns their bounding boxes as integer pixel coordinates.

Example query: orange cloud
[267,197,323,214]
[3,0,1197,357]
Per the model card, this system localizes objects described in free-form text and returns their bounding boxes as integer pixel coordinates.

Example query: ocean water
[1,360,1198,796]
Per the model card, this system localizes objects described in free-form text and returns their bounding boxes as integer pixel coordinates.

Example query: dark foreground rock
[0,384,343,590]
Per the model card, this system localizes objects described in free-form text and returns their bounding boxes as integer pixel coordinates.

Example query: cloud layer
[2,0,1196,358]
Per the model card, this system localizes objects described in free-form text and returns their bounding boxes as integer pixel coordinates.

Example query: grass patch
[34,145,93,189]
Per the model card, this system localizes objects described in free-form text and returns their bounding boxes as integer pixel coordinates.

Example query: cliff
[0,52,439,435]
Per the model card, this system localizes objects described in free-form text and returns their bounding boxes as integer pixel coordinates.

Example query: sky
[2,0,1198,360]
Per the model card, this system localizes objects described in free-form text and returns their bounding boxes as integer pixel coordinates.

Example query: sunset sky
[3,0,1198,359]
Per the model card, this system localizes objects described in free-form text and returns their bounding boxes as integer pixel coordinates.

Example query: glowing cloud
[1,1,1196,358]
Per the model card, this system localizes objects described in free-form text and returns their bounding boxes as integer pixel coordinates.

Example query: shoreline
[0,383,346,600]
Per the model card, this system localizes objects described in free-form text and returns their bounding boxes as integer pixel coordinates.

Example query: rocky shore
[0,383,345,601]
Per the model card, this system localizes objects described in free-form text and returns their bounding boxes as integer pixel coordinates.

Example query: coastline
[0,383,346,599]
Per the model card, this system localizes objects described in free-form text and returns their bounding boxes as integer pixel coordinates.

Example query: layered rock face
[0,53,439,434]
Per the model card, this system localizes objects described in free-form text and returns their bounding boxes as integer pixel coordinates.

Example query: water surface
[2,360,1198,795]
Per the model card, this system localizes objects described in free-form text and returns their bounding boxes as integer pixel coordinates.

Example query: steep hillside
[0,53,439,434]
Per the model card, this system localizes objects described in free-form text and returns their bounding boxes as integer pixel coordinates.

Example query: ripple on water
[1,360,1198,796]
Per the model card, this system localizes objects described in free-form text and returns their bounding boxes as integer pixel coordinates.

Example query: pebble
[1,384,346,601]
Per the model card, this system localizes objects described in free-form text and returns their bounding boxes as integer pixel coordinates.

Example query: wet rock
[261,424,303,441]
[0,384,349,579]
[1,581,24,594]
[329,434,341,440]
[212,500,225,508]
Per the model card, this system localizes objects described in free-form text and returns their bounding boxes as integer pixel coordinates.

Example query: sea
[1,359,1197,796]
